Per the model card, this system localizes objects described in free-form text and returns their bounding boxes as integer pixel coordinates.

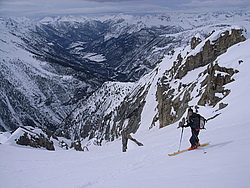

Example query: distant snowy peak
[35,11,250,39]
[2,11,250,45]
[4,11,250,27]
[39,15,91,25]
[104,11,250,35]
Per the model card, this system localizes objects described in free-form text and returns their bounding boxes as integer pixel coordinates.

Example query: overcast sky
[0,0,250,17]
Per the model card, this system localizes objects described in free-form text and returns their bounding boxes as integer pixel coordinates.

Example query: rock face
[157,80,191,128]
[198,62,236,106]
[17,132,55,150]
[6,126,91,151]
[175,29,245,80]
[156,29,245,128]
[191,36,202,49]
[15,126,56,150]
[70,140,89,151]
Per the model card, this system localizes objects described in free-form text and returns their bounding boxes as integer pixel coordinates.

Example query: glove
[177,122,184,129]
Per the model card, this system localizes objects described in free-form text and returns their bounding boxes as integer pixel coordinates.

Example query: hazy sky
[0,0,250,17]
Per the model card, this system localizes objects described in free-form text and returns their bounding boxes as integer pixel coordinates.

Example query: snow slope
[1,35,250,188]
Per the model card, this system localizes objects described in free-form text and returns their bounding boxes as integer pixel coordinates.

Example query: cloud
[85,0,151,2]
[0,0,172,17]
[180,0,250,11]
[0,0,249,17]
[37,3,170,16]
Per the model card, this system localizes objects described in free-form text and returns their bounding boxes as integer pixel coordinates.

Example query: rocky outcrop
[175,29,245,79]
[198,62,237,106]
[16,126,56,150]
[58,140,69,150]
[113,84,150,135]
[70,140,89,151]
[157,80,195,128]
[10,126,82,151]
[191,36,202,49]
[156,29,244,128]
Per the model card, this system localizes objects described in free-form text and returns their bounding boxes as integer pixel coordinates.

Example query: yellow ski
[168,143,210,156]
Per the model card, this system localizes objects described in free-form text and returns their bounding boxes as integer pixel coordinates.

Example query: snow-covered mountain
[1,11,250,142]
[1,34,250,186]
[0,13,181,132]
[1,11,250,187]
[0,18,99,132]
[60,25,248,143]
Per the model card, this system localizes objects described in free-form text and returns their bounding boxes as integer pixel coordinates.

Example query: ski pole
[178,127,184,152]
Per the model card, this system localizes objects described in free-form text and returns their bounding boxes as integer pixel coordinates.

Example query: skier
[122,130,143,152]
[180,108,201,150]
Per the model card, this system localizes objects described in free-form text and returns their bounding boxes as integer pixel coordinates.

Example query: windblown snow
[1,12,250,188]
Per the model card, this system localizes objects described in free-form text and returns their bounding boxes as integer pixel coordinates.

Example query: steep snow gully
[1,12,250,188]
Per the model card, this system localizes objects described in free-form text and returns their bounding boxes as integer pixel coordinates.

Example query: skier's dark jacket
[186,113,200,131]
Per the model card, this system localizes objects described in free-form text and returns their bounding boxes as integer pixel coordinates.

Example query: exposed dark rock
[59,140,69,150]
[156,29,244,129]
[70,140,83,151]
[70,140,89,151]
[191,36,202,49]
[198,62,237,106]
[16,126,55,150]
[218,103,228,110]
[175,29,245,80]
[157,80,194,128]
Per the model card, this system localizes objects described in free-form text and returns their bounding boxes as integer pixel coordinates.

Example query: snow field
[1,107,250,188]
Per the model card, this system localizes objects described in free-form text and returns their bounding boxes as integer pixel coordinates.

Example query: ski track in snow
[1,114,250,188]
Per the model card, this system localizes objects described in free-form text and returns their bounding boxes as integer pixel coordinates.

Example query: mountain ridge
[58,25,248,144]
[0,11,250,143]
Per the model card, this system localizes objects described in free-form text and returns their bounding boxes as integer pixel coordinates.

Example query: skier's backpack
[198,114,206,129]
